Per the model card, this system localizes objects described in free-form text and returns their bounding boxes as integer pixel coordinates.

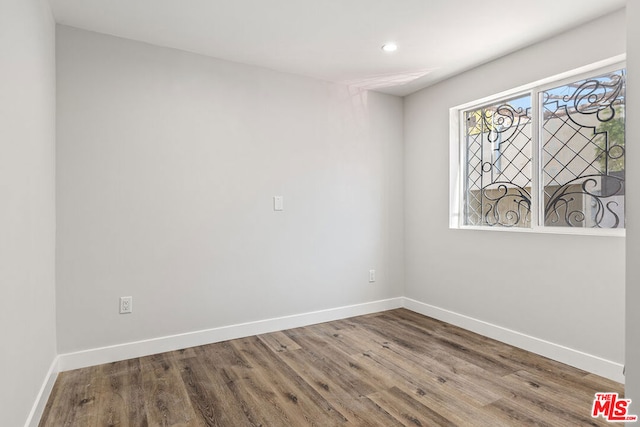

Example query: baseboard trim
[58,297,404,372]
[25,356,59,427]
[402,297,625,383]
[56,296,624,383]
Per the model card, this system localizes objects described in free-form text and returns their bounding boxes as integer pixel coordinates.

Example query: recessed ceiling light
[381,43,398,53]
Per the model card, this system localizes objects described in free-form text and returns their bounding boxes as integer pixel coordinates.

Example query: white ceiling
[49,0,626,96]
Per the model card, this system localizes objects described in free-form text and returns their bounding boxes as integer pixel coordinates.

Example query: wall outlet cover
[120,296,133,314]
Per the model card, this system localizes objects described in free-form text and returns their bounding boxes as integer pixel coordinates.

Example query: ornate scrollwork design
[482,103,528,146]
[542,70,625,228]
[481,183,531,227]
[559,73,624,126]
[544,174,624,228]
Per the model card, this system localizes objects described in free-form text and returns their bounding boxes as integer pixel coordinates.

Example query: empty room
[4,0,640,426]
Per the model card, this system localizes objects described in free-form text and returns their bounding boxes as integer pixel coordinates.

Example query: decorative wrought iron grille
[464,95,532,227]
[461,67,626,230]
[542,69,625,228]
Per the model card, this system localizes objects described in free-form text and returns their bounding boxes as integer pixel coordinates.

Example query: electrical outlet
[120,296,133,314]
[369,269,376,283]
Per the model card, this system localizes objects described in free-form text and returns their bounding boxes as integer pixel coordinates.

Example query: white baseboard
[56,296,624,384]
[25,356,59,427]
[402,297,625,383]
[58,297,404,372]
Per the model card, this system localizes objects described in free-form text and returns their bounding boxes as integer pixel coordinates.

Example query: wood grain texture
[40,309,623,426]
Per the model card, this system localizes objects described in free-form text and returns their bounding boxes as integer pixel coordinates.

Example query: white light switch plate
[274,196,284,211]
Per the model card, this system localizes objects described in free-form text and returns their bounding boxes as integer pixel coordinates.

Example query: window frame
[449,55,626,237]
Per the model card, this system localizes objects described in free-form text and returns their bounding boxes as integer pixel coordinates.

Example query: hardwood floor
[40,309,623,426]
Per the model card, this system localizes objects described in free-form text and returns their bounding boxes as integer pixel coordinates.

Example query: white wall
[55,26,404,354]
[404,10,626,374]
[626,0,640,406]
[0,0,57,425]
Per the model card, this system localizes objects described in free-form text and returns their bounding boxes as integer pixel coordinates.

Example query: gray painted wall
[55,26,404,353]
[404,10,626,366]
[0,0,57,425]
[626,0,639,412]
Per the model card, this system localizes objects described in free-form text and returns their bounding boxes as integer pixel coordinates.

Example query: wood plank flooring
[40,309,624,426]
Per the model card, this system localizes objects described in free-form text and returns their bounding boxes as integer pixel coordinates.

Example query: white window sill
[453,225,625,237]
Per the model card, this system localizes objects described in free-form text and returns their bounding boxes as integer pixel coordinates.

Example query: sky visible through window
[497,72,624,115]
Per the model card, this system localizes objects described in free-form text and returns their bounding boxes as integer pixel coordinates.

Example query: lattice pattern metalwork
[464,95,532,227]
[542,70,625,228]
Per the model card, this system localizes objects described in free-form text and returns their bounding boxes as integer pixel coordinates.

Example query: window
[452,62,626,232]
[464,94,533,228]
